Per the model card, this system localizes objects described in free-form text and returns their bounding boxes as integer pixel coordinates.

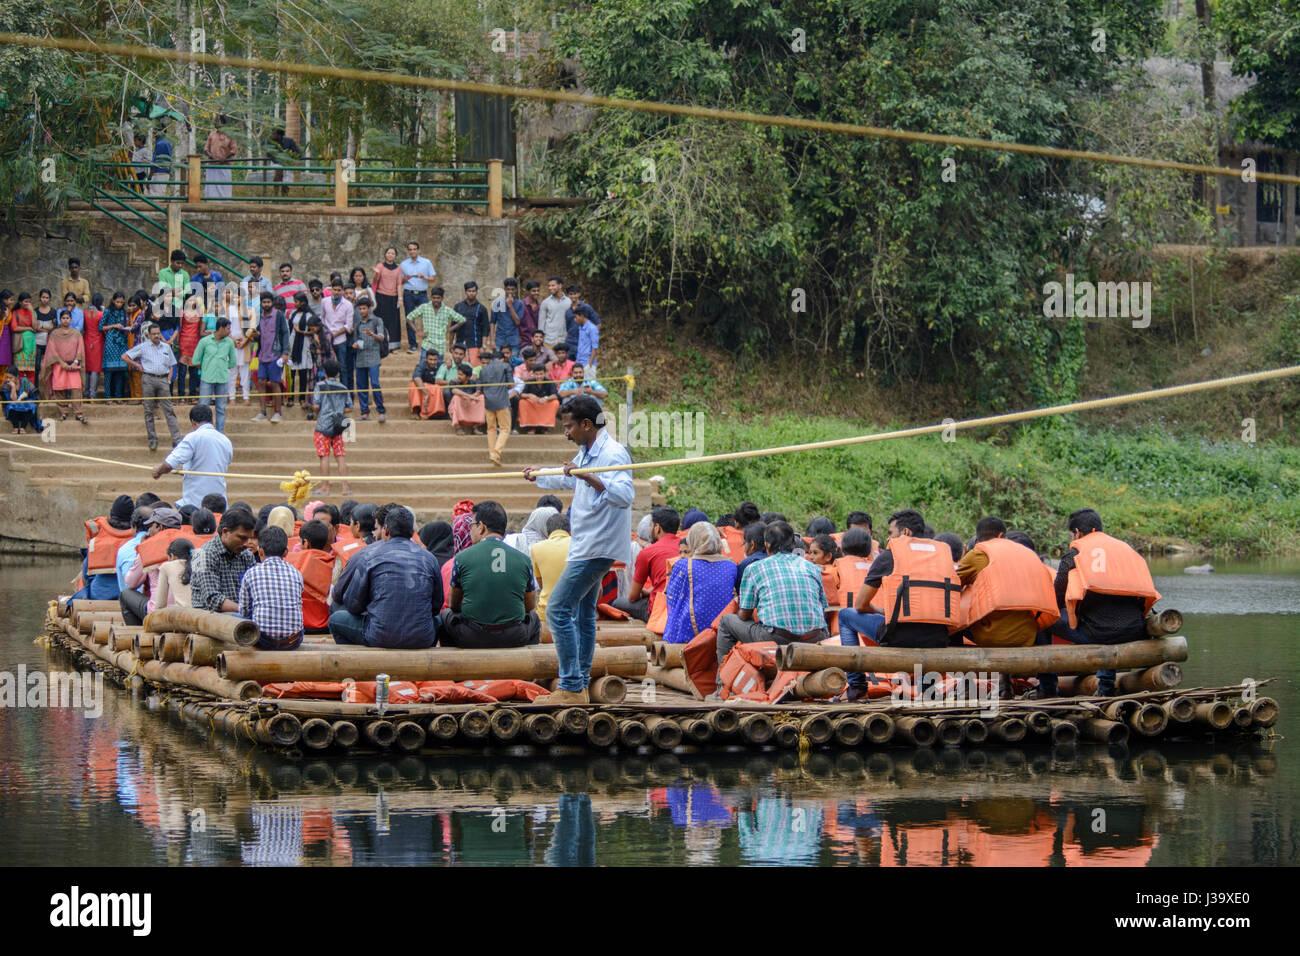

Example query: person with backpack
[312,358,353,496]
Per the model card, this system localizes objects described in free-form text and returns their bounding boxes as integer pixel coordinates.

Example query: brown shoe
[532,688,589,706]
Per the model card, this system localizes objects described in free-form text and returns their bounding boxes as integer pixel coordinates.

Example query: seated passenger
[329,506,442,648]
[662,522,738,645]
[237,525,304,650]
[286,519,338,635]
[439,500,541,648]
[1031,508,1159,698]
[954,516,1057,648]
[613,506,680,625]
[448,362,486,433]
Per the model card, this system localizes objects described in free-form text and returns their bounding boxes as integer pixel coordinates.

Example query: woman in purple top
[250,291,290,422]
[662,521,739,644]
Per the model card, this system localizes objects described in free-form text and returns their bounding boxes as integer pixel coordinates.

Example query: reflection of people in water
[737,798,823,865]
[545,793,596,866]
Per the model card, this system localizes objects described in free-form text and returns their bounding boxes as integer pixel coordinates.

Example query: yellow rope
[3,365,1297,485]
[0,32,1295,186]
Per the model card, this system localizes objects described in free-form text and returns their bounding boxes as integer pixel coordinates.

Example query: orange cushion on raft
[597,603,629,620]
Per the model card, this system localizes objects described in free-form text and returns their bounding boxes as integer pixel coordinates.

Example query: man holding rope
[523,395,634,704]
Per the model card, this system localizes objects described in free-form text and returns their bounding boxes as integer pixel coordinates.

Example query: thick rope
[0,32,1296,185]
[2,364,1295,485]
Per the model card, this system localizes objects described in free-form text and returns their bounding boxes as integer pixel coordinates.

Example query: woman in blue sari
[662,521,738,644]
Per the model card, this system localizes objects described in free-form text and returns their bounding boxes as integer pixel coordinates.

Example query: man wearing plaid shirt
[237,526,304,649]
[711,520,829,696]
[191,509,258,612]
[409,287,461,380]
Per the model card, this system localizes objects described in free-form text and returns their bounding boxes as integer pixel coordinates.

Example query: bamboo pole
[1231,706,1253,729]
[1129,703,1169,737]
[556,707,589,736]
[459,709,491,741]
[1049,719,1078,745]
[586,712,617,747]
[677,715,711,744]
[789,668,847,700]
[145,606,260,646]
[1081,718,1130,745]
[184,634,222,666]
[157,633,187,663]
[77,610,124,634]
[256,713,302,747]
[1118,663,1182,693]
[1251,697,1279,728]
[934,718,964,747]
[137,659,261,700]
[1164,696,1196,723]
[1145,608,1183,635]
[864,712,895,745]
[707,708,739,735]
[301,717,334,749]
[833,716,865,747]
[654,642,685,668]
[645,664,703,699]
[618,718,648,748]
[895,715,937,747]
[1101,699,1141,722]
[330,723,361,749]
[989,717,1027,743]
[779,636,1187,675]
[962,718,989,745]
[428,713,460,742]
[217,644,648,682]
[1026,712,1052,734]
[365,719,397,749]
[523,712,558,744]
[739,712,774,745]
[111,626,144,651]
[90,621,113,645]
[773,722,800,748]
[594,631,654,648]
[644,715,682,750]
[489,708,523,742]
[799,713,834,745]
[589,675,626,704]
[1193,701,1233,730]
[395,720,426,751]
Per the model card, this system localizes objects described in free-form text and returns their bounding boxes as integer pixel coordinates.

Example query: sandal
[76,414,88,424]
[830,687,866,704]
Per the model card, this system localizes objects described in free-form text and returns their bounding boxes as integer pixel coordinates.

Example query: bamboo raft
[45,597,1280,756]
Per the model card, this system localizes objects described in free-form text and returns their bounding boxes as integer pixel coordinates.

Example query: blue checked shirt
[535,428,634,565]
[238,556,304,639]
[738,552,828,635]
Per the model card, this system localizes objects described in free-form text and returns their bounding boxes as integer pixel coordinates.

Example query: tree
[1217,0,1300,146]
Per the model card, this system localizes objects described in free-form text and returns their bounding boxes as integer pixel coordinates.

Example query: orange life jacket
[332,538,365,566]
[646,554,680,635]
[718,645,769,702]
[956,537,1060,633]
[135,527,214,573]
[876,537,963,632]
[1064,531,1160,629]
[84,518,137,575]
[817,562,840,605]
[287,548,336,605]
[720,526,746,564]
[833,555,875,609]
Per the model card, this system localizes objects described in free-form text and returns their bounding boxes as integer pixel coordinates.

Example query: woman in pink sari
[41,309,87,423]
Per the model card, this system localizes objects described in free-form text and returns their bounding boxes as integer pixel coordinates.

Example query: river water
[0,556,1294,866]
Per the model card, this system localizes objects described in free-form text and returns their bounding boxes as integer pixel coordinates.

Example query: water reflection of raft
[47,598,1279,756]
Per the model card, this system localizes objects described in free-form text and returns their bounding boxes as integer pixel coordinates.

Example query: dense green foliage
[653,411,1300,555]
[1217,0,1300,146]
[539,0,1178,407]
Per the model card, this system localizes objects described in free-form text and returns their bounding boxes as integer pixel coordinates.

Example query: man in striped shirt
[237,526,304,649]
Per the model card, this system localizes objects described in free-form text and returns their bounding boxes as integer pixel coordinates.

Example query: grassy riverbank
[643,412,1300,557]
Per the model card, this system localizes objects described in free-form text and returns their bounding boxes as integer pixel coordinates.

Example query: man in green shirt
[436,344,479,407]
[192,317,238,432]
[157,249,190,306]
[409,286,462,379]
[439,500,540,648]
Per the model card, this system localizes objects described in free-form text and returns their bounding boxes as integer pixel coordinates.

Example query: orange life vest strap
[883,573,963,637]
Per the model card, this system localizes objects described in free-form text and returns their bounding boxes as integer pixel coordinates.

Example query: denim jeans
[546,557,614,692]
[403,290,427,348]
[337,342,355,395]
[356,364,384,414]
[329,607,369,646]
[838,608,885,689]
[1035,619,1120,695]
[198,380,228,431]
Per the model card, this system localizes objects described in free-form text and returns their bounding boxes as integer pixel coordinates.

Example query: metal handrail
[85,185,167,252]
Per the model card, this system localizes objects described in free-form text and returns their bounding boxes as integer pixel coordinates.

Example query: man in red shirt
[612,506,681,625]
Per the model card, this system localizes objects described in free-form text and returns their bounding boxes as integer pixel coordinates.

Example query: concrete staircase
[3,357,653,530]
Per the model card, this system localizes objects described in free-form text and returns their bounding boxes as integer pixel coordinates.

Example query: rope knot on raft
[279,470,318,508]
